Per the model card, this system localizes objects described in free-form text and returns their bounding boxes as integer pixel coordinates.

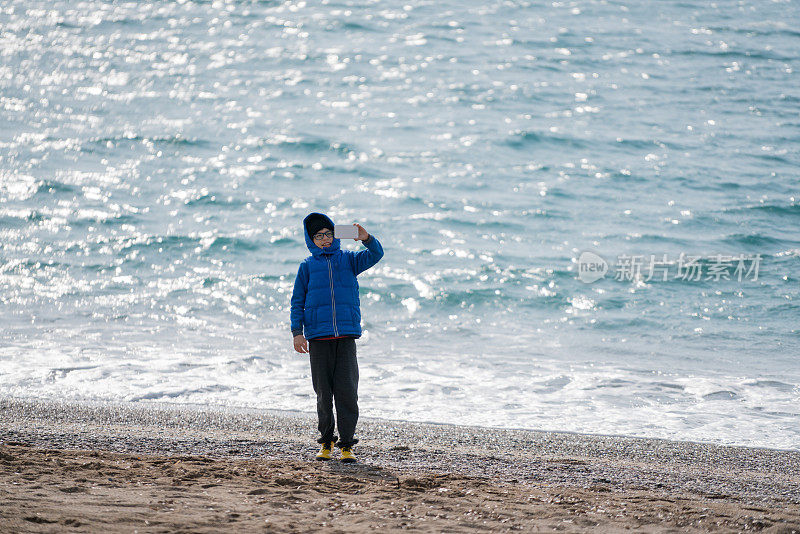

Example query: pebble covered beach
[2,397,799,532]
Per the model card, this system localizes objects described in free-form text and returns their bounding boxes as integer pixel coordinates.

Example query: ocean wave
[254,133,361,158]
[667,49,792,62]
[104,233,265,256]
[609,233,696,246]
[0,210,47,226]
[503,130,589,150]
[702,390,741,401]
[127,384,234,402]
[723,203,800,218]
[722,232,793,247]
[339,21,380,33]
[749,152,798,166]
[706,25,800,38]
[85,134,212,149]
[184,193,248,208]
[67,213,139,227]
[742,379,797,392]
[37,180,79,195]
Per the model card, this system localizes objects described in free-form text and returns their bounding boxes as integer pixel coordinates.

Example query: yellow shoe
[340,446,357,463]
[316,441,334,461]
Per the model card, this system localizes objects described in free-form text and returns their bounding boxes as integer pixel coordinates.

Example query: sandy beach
[1,397,799,533]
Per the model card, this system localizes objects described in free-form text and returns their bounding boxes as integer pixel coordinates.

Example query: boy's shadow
[321,460,398,484]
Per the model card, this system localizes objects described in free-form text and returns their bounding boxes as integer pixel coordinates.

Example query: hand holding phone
[334,224,359,239]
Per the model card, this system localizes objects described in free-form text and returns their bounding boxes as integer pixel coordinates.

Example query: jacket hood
[303,212,340,257]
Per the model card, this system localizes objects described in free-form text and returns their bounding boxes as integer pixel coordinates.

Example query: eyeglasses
[313,231,333,241]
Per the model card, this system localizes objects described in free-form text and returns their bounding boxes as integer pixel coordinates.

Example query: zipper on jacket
[326,256,338,336]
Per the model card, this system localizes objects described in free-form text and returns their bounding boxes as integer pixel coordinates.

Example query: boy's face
[312,227,333,249]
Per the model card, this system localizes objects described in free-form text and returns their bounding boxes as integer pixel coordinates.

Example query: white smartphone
[334,224,359,239]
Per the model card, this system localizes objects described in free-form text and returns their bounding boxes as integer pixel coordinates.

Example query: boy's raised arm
[352,233,384,275]
[290,262,309,337]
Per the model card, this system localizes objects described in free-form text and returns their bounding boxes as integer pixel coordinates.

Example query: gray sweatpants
[308,337,359,448]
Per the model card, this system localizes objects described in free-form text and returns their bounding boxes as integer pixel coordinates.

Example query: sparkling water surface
[1,0,799,449]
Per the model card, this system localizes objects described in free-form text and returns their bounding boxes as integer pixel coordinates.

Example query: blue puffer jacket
[290,212,384,340]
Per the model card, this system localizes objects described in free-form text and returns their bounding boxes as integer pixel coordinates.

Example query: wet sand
[1,397,799,532]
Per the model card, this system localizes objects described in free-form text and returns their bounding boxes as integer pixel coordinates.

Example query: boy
[290,212,384,463]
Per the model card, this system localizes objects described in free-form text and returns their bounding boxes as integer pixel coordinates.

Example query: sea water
[1,0,798,450]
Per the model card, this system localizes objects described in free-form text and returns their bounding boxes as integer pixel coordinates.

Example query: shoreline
[6,394,798,454]
[2,396,799,532]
